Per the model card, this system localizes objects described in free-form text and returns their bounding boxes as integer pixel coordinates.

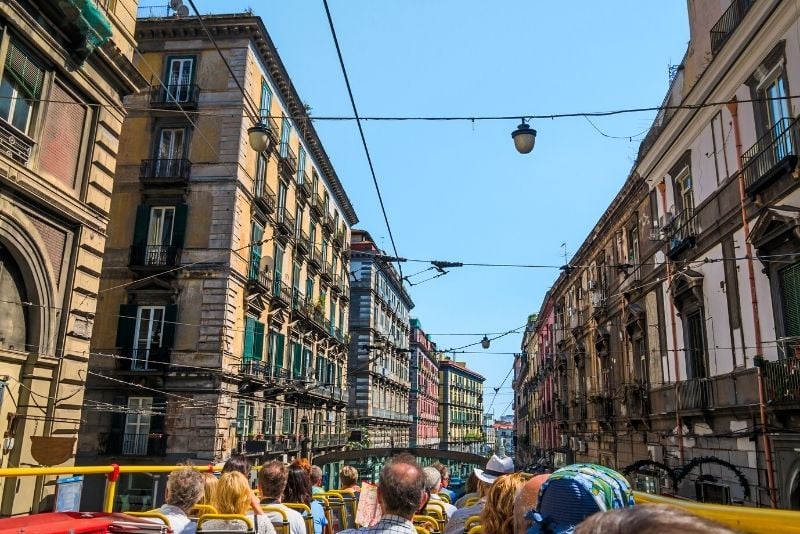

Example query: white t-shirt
[265,503,307,534]
[155,504,194,534]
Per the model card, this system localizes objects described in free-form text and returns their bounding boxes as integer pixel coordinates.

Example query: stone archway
[790,470,800,510]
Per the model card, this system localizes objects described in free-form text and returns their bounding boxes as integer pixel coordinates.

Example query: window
[280,116,291,157]
[165,57,194,102]
[249,221,264,280]
[0,42,43,135]
[312,171,319,195]
[124,397,153,455]
[628,226,639,265]
[236,400,254,437]
[295,206,303,239]
[243,316,265,362]
[685,311,708,379]
[268,330,285,369]
[133,306,165,370]
[273,243,285,295]
[254,154,267,197]
[156,127,185,161]
[277,181,287,213]
[763,73,792,156]
[282,407,295,435]
[260,80,273,121]
[297,146,306,183]
[779,262,800,342]
[262,405,276,436]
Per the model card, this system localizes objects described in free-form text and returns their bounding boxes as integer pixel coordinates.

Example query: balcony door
[685,311,709,380]
[145,207,175,265]
[156,128,185,176]
[764,74,792,158]
[132,306,165,370]
[123,397,152,455]
[166,57,194,102]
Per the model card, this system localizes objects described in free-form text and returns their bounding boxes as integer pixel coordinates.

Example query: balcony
[279,143,297,179]
[333,229,345,249]
[139,158,191,186]
[679,377,714,410]
[0,119,33,165]
[330,274,342,294]
[742,117,799,198]
[129,244,179,270]
[123,347,170,372]
[101,432,168,456]
[291,289,308,317]
[322,213,334,234]
[710,0,755,55]
[311,193,324,217]
[264,117,280,146]
[270,279,292,307]
[297,173,312,199]
[239,361,291,384]
[296,230,311,256]
[320,262,333,282]
[149,84,200,109]
[275,208,295,236]
[666,207,699,259]
[254,180,276,214]
[589,394,614,423]
[622,382,649,421]
[247,265,270,294]
[242,436,274,455]
[765,348,800,404]
[308,247,322,269]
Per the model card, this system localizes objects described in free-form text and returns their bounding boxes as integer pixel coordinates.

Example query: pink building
[410,319,440,447]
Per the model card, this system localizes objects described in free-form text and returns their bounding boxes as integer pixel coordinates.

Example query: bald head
[514,474,549,534]
[378,459,426,519]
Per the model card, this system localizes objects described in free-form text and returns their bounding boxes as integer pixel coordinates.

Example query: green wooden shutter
[116,304,138,359]
[172,204,188,248]
[5,42,44,98]
[253,321,265,361]
[162,304,177,350]
[133,205,150,246]
[243,317,255,362]
[276,333,285,367]
[292,342,302,378]
[781,263,800,337]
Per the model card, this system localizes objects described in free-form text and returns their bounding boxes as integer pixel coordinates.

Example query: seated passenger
[200,472,218,507]
[454,472,479,508]
[284,463,328,534]
[431,463,456,503]
[310,465,325,495]
[205,471,275,533]
[480,473,526,534]
[154,467,205,534]
[423,466,457,518]
[258,460,308,534]
[573,503,737,534]
[513,474,549,534]
[525,464,634,533]
[445,455,515,534]
[339,465,362,497]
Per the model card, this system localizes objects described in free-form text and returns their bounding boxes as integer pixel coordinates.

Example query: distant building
[493,420,514,455]
[483,413,496,453]
[348,230,414,449]
[409,319,440,448]
[439,359,485,454]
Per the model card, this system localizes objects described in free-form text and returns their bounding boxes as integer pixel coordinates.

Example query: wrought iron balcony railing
[247,264,270,293]
[271,278,292,306]
[765,341,800,403]
[254,180,276,213]
[140,158,191,184]
[275,208,295,236]
[279,143,297,178]
[101,432,168,456]
[296,230,311,255]
[679,377,714,410]
[311,192,324,216]
[0,119,33,165]
[297,172,312,198]
[742,117,799,197]
[666,207,699,259]
[149,84,200,108]
[710,0,755,55]
[129,244,179,269]
[126,347,170,371]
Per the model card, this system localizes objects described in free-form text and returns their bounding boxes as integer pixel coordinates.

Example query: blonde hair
[213,471,252,515]
[480,473,526,534]
[340,465,359,488]
[201,473,218,506]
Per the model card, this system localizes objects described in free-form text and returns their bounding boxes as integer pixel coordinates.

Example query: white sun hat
[474,454,515,484]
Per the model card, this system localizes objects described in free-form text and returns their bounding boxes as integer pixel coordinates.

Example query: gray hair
[310,465,323,485]
[166,467,205,511]
[423,466,441,491]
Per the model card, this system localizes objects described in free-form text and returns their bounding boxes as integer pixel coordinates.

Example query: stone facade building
[0,0,144,515]
[439,359,484,454]
[77,13,356,507]
[409,318,440,448]
[516,0,800,509]
[347,229,414,448]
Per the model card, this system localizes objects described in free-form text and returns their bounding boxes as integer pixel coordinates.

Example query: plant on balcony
[148,432,163,439]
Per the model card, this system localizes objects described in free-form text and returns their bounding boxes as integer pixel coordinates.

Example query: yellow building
[0,0,144,515]
[439,359,484,454]
[77,13,357,509]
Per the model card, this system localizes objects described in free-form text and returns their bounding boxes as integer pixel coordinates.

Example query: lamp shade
[512,122,537,154]
[481,335,491,350]
[248,122,270,153]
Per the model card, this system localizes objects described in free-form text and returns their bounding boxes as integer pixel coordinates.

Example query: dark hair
[465,471,479,494]
[574,504,737,534]
[223,454,253,476]
[284,464,312,506]
[379,458,425,518]
[258,460,288,500]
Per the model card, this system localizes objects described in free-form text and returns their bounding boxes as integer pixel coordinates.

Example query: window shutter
[172,204,188,248]
[292,342,302,378]
[253,321,265,361]
[780,263,800,337]
[162,304,177,350]
[116,305,138,363]
[276,333,285,367]
[5,42,44,98]
[243,317,255,362]
[133,205,150,246]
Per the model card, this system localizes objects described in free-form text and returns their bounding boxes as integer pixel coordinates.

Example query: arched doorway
[0,244,30,350]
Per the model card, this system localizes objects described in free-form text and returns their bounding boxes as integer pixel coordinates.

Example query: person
[311,465,325,495]
[200,472,218,506]
[431,463,456,503]
[339,457,426,534]
[258,460,308,534]
[340,465,361,493]
[284,463,328,534]
[573,504,737,534]
[293,457,312,476]
[205,471,275,534]
[525,464,634,533]
[422,466,457,518]
[479,473,526,534]
[444,455,515,534]
[223,454,253,476]
[454,472,479,508]
[513,474,549,534]
[153,467,205,534]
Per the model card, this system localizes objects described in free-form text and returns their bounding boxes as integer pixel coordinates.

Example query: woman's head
[480,473,526,534]
[340,465,359,488]
[200,473,218,506]
[222,454,253,477]
[292,458,312,476]
[213,471,252,515]
[284,463,313,505]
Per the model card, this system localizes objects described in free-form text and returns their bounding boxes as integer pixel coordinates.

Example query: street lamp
[247,122,270,153]
[481,336,491,350]
[511,119,537,154]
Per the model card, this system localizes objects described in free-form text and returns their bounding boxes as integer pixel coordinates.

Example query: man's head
[310,465,324,486]
[431,463,450,488]
[377,458,426,519]
[423,466,442,493]
[513,474,549,534]
[258,460,288,501]
[165,467,205,512]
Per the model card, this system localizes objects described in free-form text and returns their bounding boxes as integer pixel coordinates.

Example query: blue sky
[197,1,690,416]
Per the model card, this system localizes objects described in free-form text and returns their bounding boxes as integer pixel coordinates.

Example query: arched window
[0,244,29,351]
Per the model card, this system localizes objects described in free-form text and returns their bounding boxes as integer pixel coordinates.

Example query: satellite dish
[176,4,189,16]
[169,0,182,9]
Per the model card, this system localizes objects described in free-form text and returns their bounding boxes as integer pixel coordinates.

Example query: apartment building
[77,13,357,509]
[0,0,144,515]
[409,319,440,448]
[439,359,484,454]
[516,0,800,509]
[348,229,414,448]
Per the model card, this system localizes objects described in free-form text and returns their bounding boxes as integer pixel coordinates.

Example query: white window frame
[133,306,165,370]
[124,397,153,455]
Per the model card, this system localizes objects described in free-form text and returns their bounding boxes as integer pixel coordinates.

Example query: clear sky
[195,0,690,417]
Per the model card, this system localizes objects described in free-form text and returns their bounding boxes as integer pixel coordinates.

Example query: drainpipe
[658,181,685,466]
[726,98,778,508]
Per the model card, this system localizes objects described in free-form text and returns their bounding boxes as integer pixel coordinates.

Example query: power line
[322,0,403,281]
